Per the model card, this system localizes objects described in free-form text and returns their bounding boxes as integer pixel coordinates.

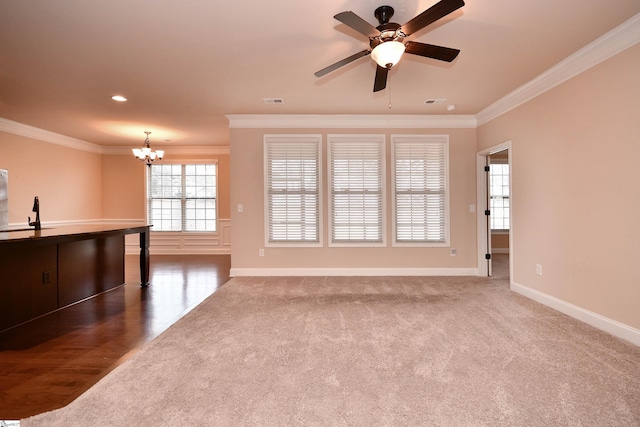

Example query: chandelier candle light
[132,131,164,166]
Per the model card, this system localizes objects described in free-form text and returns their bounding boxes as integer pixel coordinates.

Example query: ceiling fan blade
[334,11,380,38]
[314,50,371,77]
[373,66,388,92]
[401,0,465,36]
[404,41,460,62]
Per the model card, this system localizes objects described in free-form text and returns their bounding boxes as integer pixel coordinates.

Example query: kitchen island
[0,223,151,332]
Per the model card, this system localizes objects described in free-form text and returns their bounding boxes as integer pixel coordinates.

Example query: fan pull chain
[388,72,392,109]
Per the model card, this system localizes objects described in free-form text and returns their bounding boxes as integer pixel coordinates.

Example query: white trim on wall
[227,114,477,129]
[327,134,387,247]
[125,218,231,255]
[263,134,324,248]
[0,116,230,156]
[512,281,640,347]
[102,145,230,156]
[391,134,450,248]
[230,267,478,277]
[0,117,102,153]
[476,141,512,278]
[476,12,640,125]
[125,221,232,255]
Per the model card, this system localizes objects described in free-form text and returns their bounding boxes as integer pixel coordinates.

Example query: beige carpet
[23,274,640,426]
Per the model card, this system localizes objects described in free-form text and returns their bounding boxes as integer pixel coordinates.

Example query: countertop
[0,223,151,244]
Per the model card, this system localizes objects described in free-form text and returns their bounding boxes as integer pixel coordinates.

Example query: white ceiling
[1,0,639,148]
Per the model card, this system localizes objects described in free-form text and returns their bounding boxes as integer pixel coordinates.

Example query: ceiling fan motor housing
[374,5,395,25]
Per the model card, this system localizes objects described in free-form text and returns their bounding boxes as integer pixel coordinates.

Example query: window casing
[392,135,449,246]
[328,135,386,246]
[264,135,322,246]
[147,163,217,232]
[490,162,510,230]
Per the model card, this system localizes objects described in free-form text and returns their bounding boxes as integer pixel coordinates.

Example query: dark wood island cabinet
[0,224,151,332]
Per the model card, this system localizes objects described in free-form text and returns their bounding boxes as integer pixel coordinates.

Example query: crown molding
[476,12,640,126]
[0,117,230,156]
[102,145,230,156]
[226,114,477,129]
[0,117,102,154]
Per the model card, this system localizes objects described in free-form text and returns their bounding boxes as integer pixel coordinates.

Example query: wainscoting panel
[125,219,231,255]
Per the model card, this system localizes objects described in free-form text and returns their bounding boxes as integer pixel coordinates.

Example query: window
[147,163,217,232]
[264,135,321,245]
[392,135,449,246]
[328,135,385,246]
[490,162,510,230]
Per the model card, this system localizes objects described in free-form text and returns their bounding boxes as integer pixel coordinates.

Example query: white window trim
[489,160,510,231]
[327,134,387,248]
[391,134,450,247]
[146,159,219,234]
[263,134,323,248]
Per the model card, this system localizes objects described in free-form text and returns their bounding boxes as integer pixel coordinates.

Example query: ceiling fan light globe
[371,41,405,68]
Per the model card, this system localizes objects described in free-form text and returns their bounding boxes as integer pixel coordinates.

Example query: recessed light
[447,104,456,111]
[111,95,127,102]
[424,98,446,105]
[263,98,284,104]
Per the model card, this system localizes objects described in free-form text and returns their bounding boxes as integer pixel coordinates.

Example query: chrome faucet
[28,196,41,230]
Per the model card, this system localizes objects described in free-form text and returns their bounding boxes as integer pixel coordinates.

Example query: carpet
[23,275,640,426]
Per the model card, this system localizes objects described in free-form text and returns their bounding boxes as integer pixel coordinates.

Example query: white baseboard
[230,267,478,277]
[511,281,640,347]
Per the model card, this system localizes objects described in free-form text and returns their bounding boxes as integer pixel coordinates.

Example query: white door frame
[476,140,512,278]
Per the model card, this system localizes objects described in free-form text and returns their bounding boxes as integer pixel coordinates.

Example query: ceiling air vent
[424,98,446,105]
[263,98,284,104]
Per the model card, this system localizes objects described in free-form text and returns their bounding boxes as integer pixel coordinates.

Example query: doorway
[476,141,512,279]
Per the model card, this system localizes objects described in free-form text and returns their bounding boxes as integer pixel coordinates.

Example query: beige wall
[230,128,478,272]
[491,231,509,252]
[102,155,146,220]
[0,131,102,224]
[477,44,640,329]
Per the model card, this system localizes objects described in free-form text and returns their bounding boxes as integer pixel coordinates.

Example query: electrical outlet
[536,264,543,276]
[259,248,264,257]
[42,271,51,284]
[450,248,457,256]
[237,204,244,213]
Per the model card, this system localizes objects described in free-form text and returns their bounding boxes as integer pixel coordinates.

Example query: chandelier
[132,131,164,166]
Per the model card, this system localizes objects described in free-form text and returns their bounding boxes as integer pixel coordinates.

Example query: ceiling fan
[315,0,464,92]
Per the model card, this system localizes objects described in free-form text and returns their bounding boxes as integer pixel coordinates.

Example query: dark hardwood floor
[0,254,231,420]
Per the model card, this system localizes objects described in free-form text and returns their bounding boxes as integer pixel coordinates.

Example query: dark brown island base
[0,224,151,332]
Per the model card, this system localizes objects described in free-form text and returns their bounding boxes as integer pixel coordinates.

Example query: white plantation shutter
[393,135,448,244]
[329,135,385,245]
[148,163,217,232]
[265,135,321,244]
